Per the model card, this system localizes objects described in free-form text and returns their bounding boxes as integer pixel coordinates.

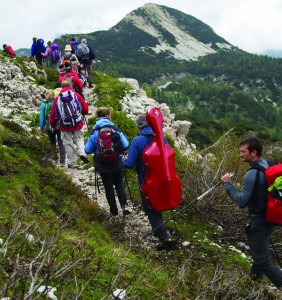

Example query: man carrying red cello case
[123,107,182,251]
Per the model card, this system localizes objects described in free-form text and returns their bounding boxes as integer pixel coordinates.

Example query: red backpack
[96,126,125,164]
[5,45,16,57]
[141,107,182,212]
[251,163,282,225]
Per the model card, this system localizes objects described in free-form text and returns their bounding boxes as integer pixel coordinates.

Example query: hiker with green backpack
[39,89,66,167]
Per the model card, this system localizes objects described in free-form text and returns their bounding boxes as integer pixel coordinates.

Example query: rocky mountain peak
[122,3,231,61]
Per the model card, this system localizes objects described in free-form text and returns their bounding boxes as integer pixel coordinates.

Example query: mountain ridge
[113,3,232,61]
[16,3,234,63]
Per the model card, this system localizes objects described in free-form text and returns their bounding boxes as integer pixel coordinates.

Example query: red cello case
[141,107,182,212]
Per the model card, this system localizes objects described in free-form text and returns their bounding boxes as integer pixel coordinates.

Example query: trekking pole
[270,238,282,267]
[83,114,90,133]
[143,172,234,238]
[94,168,100,199]
[124,169,134,203]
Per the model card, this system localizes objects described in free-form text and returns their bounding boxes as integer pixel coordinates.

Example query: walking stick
[144,172,234,238]
[84,116,91,134]
[270,238,282,267]
[94,168,100,199]
[124,169,134,203]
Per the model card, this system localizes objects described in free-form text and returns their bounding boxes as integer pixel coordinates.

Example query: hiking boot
[122,205,132,216]
[68,164,79,169]
[110,211,119,219]
[250,270,263,281]
[110,207,118,216]
[88,83,93,88]
[111,214,119,219]
[156,238,177,251]
[80,155,90,164]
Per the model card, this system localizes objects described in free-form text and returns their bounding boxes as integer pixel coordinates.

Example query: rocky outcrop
[119,78,195,154]
[0,56,194,154]
[0,57,47,121]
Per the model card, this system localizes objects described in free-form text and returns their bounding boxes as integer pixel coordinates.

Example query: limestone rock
[119,78,194,155]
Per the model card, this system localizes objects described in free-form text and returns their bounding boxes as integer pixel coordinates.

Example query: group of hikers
[33,34,282,289]
[40,77,282,288]
[39,76,176,251]
[2,33,281,292]
[31,36,95,88]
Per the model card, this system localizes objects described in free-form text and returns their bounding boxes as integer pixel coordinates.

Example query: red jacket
[58,70,83,93]
[4,45,16,57]
[50,87,88,132]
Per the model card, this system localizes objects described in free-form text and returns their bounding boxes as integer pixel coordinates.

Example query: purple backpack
[50,43,60,62]
[56,90,82,127]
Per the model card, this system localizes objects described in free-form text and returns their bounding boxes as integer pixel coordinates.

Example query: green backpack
[44,99,54,130]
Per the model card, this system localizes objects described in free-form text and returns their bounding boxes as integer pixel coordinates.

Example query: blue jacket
[31,40,37,57]
[123,127,167,186]
[85,117,129,172]
[39,102,46,129]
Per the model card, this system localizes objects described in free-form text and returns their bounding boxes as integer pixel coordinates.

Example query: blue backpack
[37,38,46,54]
[50,43,60,62]
[71,41,80,55]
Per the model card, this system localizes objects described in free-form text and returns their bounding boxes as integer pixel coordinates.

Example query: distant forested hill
[18,3,282,147]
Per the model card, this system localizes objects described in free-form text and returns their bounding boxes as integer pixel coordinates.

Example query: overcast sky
[1,0,281,56]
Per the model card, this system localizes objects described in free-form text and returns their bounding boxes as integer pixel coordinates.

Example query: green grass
[0,117,177,299]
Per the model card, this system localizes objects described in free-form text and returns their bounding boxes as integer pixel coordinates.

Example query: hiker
[221,137,282,288]
[31,37,45,66]
[62,45,79,66]
[41,41,52,68]
[84,107,131,217]
[41,41,61,71]
[58,62,84,97]
[3,44,16,57]
[76,38,95,88]
[30,37,37,59]
[70,37,80,54]
[39,89,66,167]
[49,80,89,168]
[53,81,62,97]
[78,66,88,87]
[70,56,80,74]
[123,114,175,251]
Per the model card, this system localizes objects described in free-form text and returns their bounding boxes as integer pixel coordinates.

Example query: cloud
[1,0,282,55]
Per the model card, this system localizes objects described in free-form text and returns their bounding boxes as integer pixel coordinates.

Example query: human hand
[221,173,232,184]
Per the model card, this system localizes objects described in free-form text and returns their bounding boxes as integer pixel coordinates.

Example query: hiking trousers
[99,169,127,216]
[61,129,86,166]
[247,215,282,288]
[84,63,92,85]
[47,129,65,164]
[141,193,170,241]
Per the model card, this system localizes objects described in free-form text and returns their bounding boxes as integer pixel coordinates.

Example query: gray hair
[81,38,87,43]
[135,114,148,129]
[61,80,71,88]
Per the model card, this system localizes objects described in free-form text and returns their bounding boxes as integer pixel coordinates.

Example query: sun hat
[64,45,72,52]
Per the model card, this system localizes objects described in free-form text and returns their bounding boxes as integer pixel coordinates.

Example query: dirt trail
[64,86,159,250]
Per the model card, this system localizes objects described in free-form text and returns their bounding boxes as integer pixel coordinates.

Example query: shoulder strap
[249,164,266,209]
[140,133,153,143]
